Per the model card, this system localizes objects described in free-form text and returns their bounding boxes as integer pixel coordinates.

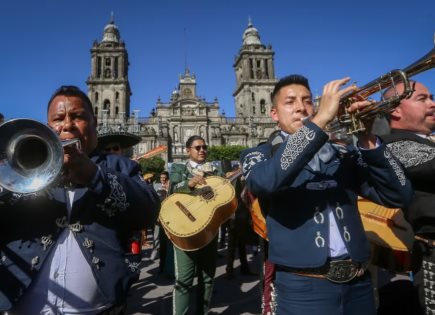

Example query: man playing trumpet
[0,86,160,314]
[240,74,412,315]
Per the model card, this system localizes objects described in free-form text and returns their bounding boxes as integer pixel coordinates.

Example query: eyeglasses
[190,145,208,151]
[104,145,121,152]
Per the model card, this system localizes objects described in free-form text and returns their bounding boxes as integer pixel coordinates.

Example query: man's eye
[73,114,86,120]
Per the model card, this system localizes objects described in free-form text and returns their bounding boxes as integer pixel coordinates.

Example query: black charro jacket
[382,129,435,235]
[0,152,160,311]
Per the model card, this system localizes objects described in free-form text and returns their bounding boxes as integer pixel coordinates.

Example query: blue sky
[0,0,433,122]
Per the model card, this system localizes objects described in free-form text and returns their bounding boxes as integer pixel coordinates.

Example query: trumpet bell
[0,119,64,193]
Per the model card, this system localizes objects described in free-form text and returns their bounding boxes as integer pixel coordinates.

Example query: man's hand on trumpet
[346,97,378,149]
[312,77,377,148]
[62,143,97,187]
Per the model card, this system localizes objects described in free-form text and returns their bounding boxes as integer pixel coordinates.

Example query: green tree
[138,156,165,177]
[206,145,247,162]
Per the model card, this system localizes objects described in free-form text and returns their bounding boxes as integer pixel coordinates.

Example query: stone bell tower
[86,14,131,119]
[233,18,277,119]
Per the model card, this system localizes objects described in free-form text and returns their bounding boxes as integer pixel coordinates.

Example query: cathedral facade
[87,17,278,162]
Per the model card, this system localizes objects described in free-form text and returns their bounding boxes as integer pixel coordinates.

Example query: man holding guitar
[168,135,221,315]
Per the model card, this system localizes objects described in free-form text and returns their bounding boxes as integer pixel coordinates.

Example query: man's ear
[270,107,279,123]
[390,106,402,121]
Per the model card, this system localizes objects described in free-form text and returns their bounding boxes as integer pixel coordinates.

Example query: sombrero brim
[98,132,141,149]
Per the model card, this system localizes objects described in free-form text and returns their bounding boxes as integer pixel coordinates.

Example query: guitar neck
[225,169,242,183]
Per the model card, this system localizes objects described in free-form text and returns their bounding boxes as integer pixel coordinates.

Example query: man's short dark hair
[271,74,311,105]
[186,135,205,148]
[47,85,94,116]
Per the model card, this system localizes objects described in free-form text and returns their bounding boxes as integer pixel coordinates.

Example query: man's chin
[284,122,304,134]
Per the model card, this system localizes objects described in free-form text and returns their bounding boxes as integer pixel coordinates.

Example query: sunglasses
[190,145,208,151]
[104,145,121,152]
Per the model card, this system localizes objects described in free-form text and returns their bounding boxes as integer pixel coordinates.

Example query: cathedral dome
[102,16,120,43]
[242,18,261,46]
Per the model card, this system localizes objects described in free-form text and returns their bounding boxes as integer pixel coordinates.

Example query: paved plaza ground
[125,245,263,315]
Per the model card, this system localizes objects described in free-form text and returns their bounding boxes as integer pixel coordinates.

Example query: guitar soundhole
[200,186,214,201]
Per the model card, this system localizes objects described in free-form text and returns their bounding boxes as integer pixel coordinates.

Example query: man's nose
[62,117,74,131]
[294,99,306,112]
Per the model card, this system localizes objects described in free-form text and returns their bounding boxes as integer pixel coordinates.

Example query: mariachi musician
[169,135,223,315]
[0,86,159,314]
[240,74,412,315]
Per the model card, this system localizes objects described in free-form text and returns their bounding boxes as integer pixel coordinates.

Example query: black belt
[276,259,366,284]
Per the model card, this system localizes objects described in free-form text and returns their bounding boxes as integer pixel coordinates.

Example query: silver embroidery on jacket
[281,126,315,170]
[56,216,68,229]
[8,192,39,205]
[387,141,435,168]
[242,151,266,178]
[383,149,407,186]
[97,173,129,216]
[125,258,141,274]
[356,151,368,168]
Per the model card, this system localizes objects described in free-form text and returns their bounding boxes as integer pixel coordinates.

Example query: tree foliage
[206,145,247,162]
[138,156,166,176]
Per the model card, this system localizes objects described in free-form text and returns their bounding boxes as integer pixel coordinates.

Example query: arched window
[173,126,179,142]
[103,99,111,116]
[251,92,255,102]
[115,106,119,115]
[252,106,256,115]
[260,99,266,114]
[94,106,98,115]
[95,92,99,103]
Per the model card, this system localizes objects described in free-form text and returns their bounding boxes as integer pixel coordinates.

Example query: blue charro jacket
[0,152,160,311]
[240,121,412,269]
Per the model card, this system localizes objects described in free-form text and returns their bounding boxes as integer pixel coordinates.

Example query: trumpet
[0,119,80,194]
[327,43,435,135]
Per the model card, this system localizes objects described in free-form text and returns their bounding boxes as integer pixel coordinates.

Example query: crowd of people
[0,72,434,315]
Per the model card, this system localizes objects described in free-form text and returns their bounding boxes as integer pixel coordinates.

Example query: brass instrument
[328,42,435,135]
[0,119,80,194]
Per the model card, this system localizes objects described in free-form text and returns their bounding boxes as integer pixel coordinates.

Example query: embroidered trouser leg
[173,238,217,315]
[262,259,276,315]
[412,240,435,315]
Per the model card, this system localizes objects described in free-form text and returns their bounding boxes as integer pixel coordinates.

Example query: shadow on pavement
[126,247,262,315]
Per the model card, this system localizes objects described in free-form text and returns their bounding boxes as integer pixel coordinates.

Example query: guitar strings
[172,179,235,212]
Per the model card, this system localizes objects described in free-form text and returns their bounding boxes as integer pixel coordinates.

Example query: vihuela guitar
[244,191,268,241]
[246,196,413,272]
[358,197,414,273]
[159,171,240,251]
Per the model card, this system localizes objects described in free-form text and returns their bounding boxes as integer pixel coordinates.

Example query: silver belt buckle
[326,260,360,283]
